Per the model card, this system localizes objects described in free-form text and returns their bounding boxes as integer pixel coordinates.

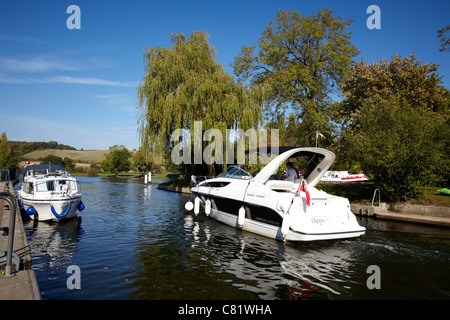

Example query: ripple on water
[22,176,450,300]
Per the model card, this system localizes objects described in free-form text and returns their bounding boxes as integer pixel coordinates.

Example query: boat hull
[192,190,365,242]
[208,207,364,241]
[19,195,82,221]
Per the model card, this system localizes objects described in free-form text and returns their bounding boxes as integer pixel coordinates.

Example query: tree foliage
[0,132,19,168]
[337,53,450,201]
[137,31,264,174]
[40,154,76,171]
[132,148,154,174]
[437,25,450,52]
[233,9,359,146]
[9,140,76,157]
[103,145,132,177]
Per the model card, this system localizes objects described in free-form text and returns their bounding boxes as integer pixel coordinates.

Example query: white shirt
[285,168,297,182]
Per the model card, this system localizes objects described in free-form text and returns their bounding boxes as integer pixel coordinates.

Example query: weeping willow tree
[137,31,264,176]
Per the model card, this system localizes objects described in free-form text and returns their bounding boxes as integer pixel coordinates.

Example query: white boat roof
[22,164,75,182]
[23,164,65,176]
[253,147,335,187]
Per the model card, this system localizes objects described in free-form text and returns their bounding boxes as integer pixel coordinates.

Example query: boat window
[218,166,253,179]
[35,180,55,192]
[24,182,33,194]
[47,181,55,191]
[57,180,76,193]
[201,181,230,188]
[268,170,287,181]
[34,169,48,176]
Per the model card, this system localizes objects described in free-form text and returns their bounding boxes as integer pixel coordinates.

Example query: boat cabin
[22,164,79,195]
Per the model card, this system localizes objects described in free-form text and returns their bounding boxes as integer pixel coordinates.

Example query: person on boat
[24,160,35,167]
[283,161,298,182]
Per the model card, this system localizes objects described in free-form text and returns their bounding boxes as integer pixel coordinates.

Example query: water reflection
[22,176,450,300]
[178,215,367,299]
[25,219,83,270]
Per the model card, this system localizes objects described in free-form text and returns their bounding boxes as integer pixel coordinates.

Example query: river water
[21,176,450,300]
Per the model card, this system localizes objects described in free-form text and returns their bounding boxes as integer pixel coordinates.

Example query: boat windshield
[218,166,253,179]
[29,169,48,176]
[32,178,77,193]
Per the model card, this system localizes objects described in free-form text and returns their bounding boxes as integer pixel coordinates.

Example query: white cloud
[0,55,116,73]
[0,73,137,87]
[2,115,139,150]
[48,76,137,87]
[0,54,136,87]
[94,92,137,113]
[0,56,79,73]
[0,33,46,44]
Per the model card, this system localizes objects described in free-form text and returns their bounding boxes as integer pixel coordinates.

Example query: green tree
[137,31,263,176]
[338,53,450,202]
[100,159,113,173]
[40,155,76,171]
[105,145,132,177]
[233,9,359,146]
[63,157,76,171]
[132,148,154,174]
[41,155,64,166]
[0,132,19,168]
[437,25,450,52]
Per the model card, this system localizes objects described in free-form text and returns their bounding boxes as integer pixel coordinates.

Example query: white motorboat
[17,164,85,221]
[321,170,369,182]
[189,147,365,242]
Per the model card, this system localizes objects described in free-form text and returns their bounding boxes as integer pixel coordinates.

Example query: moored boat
[17,164,85,221]
[321,170,369,182]
[188,147,365,242]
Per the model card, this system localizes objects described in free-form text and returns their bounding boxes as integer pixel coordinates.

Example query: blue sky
[0,0,449,150]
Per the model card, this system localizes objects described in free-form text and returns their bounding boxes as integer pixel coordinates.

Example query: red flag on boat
[299,179,311,206]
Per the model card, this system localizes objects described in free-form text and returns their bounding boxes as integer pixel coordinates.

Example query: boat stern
[284,194,365,241]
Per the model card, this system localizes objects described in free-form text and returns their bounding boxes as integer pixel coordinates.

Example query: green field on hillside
[23,149,111,164]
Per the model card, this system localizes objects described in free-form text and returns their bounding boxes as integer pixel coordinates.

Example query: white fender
[205,199,211,216]
[238,206,245,228]
[185,200,194,211]
[281,213,291,237]
[194,197,200,216]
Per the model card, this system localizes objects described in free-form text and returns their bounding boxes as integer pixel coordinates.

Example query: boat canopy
[23,164,66,178]
[252,147,335,187]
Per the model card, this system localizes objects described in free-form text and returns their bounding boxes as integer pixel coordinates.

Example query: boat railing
[191,175,215,187]
[372,188,381,207]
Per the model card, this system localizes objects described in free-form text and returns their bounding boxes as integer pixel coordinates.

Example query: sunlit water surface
[20,176,450,300]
